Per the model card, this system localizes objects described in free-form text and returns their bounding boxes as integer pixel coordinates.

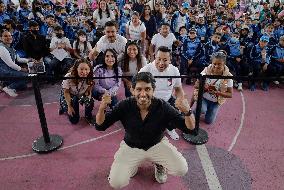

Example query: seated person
[0,30,30,97]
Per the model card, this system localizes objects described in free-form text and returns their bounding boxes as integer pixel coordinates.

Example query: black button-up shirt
[95,97,193,150]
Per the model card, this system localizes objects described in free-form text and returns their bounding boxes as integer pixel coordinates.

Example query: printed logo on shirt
[168,78,172,86]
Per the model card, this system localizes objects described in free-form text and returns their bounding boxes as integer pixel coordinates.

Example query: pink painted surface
[0,84,283,189]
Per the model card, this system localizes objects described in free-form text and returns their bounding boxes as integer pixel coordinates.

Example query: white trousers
[108,137,188,189]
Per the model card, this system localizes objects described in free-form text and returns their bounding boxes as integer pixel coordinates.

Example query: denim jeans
[199,98,220,124]
[0,60,28,90]
[59,91,94,124]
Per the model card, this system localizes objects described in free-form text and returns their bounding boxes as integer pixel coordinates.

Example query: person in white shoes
[95,72,195,189]
[0,30,29,97]
[139,46,184,140]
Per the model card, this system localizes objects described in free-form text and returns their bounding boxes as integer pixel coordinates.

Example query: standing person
[0,30,29,97]
[59,59,95,125]
[170,2,191,36]
[92,49,122,109]
[89,21,127,63]
[92,0,115,29]
[139,46,184,141]
[95,72,195,189]
[149,22,178,62]
[125,11,146,53]
[119,40,147,98]
[191,51,233,124]
[141,5,157,59]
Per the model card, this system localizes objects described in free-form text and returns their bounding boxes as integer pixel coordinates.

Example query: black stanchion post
[31,74,63,153]
[183,75,208,145]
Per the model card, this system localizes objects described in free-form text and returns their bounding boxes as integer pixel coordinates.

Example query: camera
[79,96,92,107]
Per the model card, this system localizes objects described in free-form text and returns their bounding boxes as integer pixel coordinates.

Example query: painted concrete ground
[0,83,283,190]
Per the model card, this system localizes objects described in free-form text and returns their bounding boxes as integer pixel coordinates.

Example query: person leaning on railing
[191,51,233,125]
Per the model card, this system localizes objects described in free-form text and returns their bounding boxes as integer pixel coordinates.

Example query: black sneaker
[85,116,95,125]
[58,107,65,115]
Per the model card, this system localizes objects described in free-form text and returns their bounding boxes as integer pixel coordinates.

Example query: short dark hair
[104,20,117,28]
[157,46,171,54]
[160,22,171,28]
[29,20,39,28]
[54,25,63,31]
[132,72,156,89]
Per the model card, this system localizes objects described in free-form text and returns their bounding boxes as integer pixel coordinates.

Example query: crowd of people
[1,0,283,188]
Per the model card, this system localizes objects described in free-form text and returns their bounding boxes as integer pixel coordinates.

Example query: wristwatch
[184,109,193,116]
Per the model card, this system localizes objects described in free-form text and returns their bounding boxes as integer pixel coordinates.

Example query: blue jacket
[274,27,284,41]
[170,11,190,33]
[196,24,208,39]
[226,39,241,58]
[270,44,284,65]
[17,8,31,31]
[249,44,270,64]
[200,40,220,66]
[0,12,10,25]
[182,38,202,61]
[119,14,130,36]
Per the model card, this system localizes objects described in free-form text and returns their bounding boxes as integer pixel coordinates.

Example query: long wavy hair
[98,0,111,19]
[74,30,88,57]
[121,41,143,73]
[69,58,94,86]
[98,49,119,82]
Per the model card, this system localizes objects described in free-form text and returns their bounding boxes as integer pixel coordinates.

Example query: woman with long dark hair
[119,41,147,97]
[92,0,115,28]
[73,30,92,59]
[141,5,157,59]
[92,49,122,108]
[59,59,95,125]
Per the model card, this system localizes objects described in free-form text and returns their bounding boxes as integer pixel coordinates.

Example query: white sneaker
[3,87,18,97]
[154,164,167,183]
[233,82,238,88]
[166,129,179,140]
[237,83,243,91]
[273,81,280,85]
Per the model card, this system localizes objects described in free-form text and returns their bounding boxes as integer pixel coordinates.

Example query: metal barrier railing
[0,74,283,152]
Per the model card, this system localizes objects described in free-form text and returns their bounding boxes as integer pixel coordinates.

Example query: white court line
[228,92,246,152]
[0,101,58,107]
[196,91,246,189]
[0,129,122,161]
[197,145,223,190]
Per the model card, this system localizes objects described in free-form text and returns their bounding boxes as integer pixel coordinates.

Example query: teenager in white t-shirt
[139,46,184,140]
[92,0,115,28]
[149,22,179,62]
[126,11,147,52]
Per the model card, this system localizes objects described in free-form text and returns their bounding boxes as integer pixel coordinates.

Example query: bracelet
[184,109,192,116]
